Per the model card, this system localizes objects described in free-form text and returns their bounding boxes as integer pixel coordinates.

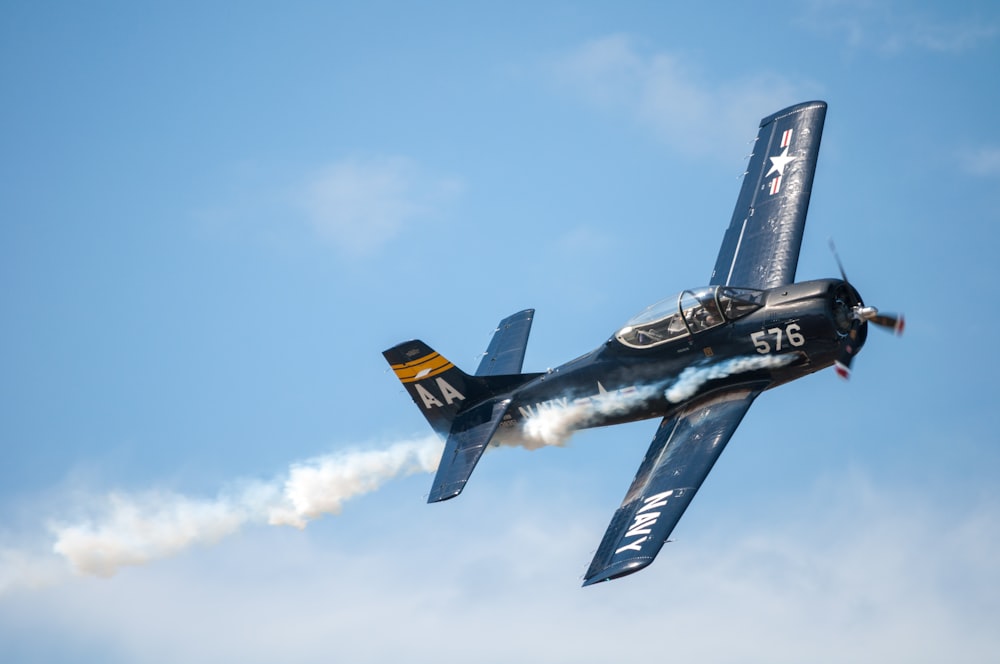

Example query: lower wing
[583,387,762,586]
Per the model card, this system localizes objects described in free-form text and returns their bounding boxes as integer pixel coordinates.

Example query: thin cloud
[887,19,998,54]
[798,1,999,55]
[4,473,998,662]
[958,146,1000,177]
[299,156,462,257]
[0,546,71,594]
[555,226,616,255]
[549,34,811,159]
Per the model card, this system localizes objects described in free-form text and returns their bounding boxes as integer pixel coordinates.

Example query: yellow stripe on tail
[389,352,455,384]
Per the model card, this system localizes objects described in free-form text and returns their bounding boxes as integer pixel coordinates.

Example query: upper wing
[710,101,827,290]
[475,309,534,376]
[582,387,762,586]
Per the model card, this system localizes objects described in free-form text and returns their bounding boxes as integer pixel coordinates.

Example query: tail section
[383,340,485,437]
[475,309,534,376]
[427,397,512,502]
[384,310,541,500]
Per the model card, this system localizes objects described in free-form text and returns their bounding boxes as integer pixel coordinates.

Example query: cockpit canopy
[615,286,764,348]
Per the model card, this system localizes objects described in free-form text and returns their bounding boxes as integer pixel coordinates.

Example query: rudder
[383,340,482,436]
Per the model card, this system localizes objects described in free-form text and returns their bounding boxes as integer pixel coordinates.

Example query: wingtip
[759,100,827,127]
[427,481,465,503]
[581,559,649,587]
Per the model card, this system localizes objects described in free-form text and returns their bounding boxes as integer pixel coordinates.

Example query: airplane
[383,101,903,586]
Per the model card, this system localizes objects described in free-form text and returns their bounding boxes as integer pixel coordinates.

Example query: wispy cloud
[550,34,811,159]
[4,473,998,662]
[958,146,1000,177]
[297,156,462,257]
[884,18,999,54]
[0,546,71,595]
[798,1,999,55]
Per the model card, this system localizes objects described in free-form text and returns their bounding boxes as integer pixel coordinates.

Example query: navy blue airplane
[384,101,903,586]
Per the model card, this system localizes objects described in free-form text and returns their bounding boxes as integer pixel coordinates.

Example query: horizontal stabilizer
[476,309,535,376]
[428,397,511,502]
[583,388,761,586]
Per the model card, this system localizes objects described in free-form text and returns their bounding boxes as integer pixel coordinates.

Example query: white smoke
[22,355,802,583]
[51,490,257,577]
[513,384,666,448]
[509,353,802,448]
[48,436,443,578]
[665,354,800,403]
[267,439,443,528]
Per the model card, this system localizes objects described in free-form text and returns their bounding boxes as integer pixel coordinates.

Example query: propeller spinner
[828,240,904,379]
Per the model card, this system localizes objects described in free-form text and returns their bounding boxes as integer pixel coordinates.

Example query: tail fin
[383,340,487,437]
[384,312,541,501]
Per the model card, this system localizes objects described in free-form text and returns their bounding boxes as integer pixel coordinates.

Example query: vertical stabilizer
[383,340,480,437]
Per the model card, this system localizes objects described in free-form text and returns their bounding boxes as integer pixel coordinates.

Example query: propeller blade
[869,313,905,335]
[834,328,863,380]
[828,239,849,283]
[833,325,865,380]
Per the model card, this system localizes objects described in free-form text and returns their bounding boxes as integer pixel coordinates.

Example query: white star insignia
[766,147,795,177]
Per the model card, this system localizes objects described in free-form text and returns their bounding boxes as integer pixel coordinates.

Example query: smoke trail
[267,439,443,528]
[664,353,799,403]
[49,435,442,578]
[29,355,802,582]
[508,353,802,448]
[512,384,666,448]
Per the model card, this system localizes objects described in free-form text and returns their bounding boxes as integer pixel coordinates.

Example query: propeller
[834,326,863,380]
[868,311,906,335]
[828,238,850,283]
[856,307,906,335]
[828,239,904,379]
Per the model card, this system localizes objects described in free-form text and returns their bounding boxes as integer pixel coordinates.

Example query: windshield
[718,286,765,319]
[681,287,723,333]
[615,286,764,348]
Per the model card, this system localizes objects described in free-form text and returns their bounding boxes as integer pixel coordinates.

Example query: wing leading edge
[710,100,827,290]
[583,387,763,586]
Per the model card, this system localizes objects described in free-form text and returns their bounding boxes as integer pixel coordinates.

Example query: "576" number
[750,324,805,354]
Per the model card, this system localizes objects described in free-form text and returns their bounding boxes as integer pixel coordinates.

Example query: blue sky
[2,1,999,661]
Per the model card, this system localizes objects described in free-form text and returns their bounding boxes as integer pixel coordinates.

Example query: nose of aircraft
[832,281,867,379]
[832,283,904,380]
[827,241,904,379]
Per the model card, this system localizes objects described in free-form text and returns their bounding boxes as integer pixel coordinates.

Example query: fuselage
[498,279,865,437]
